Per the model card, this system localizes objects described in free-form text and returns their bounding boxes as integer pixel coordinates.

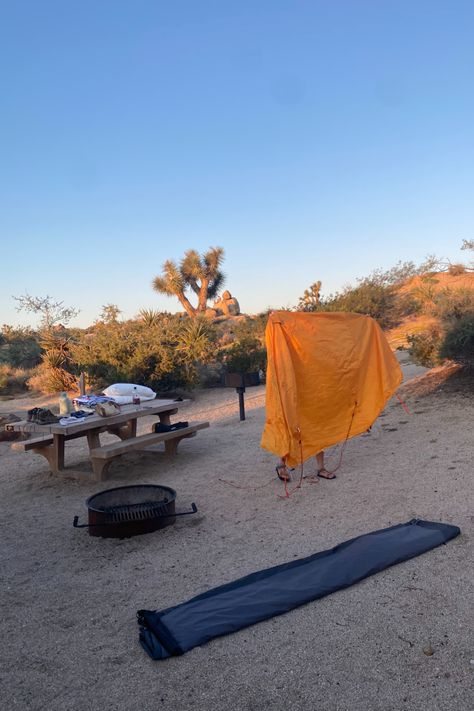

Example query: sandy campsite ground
[1,352,473,711]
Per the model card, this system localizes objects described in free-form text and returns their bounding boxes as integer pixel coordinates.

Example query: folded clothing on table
[59,410,94,426]
[73,395,116,411]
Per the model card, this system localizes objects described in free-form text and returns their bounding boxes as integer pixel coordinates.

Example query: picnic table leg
[30,434,65,474]
[54,434,65,470]
[87,431,101,450]
[107,418,137,440]
[90,458,112,482]
[86,430,112,481]
[164,431,197,456]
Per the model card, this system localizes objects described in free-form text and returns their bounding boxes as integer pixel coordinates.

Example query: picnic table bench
[8,400,209,481]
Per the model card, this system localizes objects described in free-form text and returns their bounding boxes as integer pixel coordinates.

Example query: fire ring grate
[73,484,197,538]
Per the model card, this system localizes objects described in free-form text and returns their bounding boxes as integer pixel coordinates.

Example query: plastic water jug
[59,392,72,415]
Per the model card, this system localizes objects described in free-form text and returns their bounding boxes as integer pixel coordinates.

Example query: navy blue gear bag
[138,518,460,660]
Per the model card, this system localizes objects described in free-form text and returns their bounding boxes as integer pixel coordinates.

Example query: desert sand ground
[1,352,473,711]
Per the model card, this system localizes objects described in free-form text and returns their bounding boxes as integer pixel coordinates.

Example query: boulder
[212,291,241,317]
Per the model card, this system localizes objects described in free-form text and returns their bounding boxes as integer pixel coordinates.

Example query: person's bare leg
[316,450,336,479]
[276,458,291,481]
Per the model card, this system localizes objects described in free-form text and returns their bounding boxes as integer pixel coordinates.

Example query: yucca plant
[176,318,214,383]
[138,308,162,328]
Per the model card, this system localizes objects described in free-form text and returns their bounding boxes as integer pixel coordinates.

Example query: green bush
[409,291,474,369]
[0,365,32,395]
[433,288,474,322]
[231,312,269,342]
[407,328,443,368]
[0,326,41,369]
[219,336,267,373]
[70,316,216,392]
[440,314,474,368]
[315,280,421,329]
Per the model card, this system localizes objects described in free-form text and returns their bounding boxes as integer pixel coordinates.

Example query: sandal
[276,465,291,482]
[316,468,336,480]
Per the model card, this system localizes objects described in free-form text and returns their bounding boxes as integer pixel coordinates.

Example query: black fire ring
[73,484,197,538]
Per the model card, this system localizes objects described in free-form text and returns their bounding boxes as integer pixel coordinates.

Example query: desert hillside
[387,271,474,348]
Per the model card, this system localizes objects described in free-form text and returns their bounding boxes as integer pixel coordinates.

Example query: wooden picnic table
[8,399,209,481]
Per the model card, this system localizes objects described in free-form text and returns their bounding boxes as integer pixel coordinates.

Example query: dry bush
[448,263,466,276]
[0,365,32,395]
[27,365,78,394]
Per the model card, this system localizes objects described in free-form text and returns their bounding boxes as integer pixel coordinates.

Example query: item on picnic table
[59,410,94,426]
[73,395,116,412]
[103,383,156,400]
[27,407,60,425]
[95,401,121,417]
[59,391,73,415]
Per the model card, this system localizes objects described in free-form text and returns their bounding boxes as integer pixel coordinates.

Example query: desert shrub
[0,326,41,369]
[70,316,215,391]
[212,313,268,352]
[138,308,165,327]
[433,288,474,322]
[27,365,78,394]
[219,336,267,373]
[439,315,474,369]
[231,312,269,342]
[0,365,32,395]
[321,282,403,329]
[407,327,443,368]
[11,294,80,394]
[408,290,474,368]
[175,318,217,384]
[298,258,439,327]
[447,263,466,276]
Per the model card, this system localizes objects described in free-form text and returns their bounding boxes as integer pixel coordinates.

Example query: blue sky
[1,1,473,327]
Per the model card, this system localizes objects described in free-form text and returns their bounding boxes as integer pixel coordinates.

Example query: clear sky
[1,1,473,327]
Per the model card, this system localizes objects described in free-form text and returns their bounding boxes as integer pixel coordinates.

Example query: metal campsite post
[236,384,246,421]
[223,372,260,421]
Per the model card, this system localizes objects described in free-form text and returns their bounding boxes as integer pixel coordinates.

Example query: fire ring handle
[73,503,198,528]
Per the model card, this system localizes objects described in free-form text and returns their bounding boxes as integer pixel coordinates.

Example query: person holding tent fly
[262,311,403,486]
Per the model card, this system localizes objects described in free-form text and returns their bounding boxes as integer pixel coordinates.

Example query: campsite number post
[224,372,260,421]
[236,385,246,421]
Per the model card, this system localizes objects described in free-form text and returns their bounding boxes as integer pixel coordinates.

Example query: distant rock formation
[212,291,240,317]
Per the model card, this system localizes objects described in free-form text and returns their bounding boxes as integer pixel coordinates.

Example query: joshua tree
[297,281,322,312]
[153,247,225,317]
[153,260,197,318]
[180,247,225,312]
